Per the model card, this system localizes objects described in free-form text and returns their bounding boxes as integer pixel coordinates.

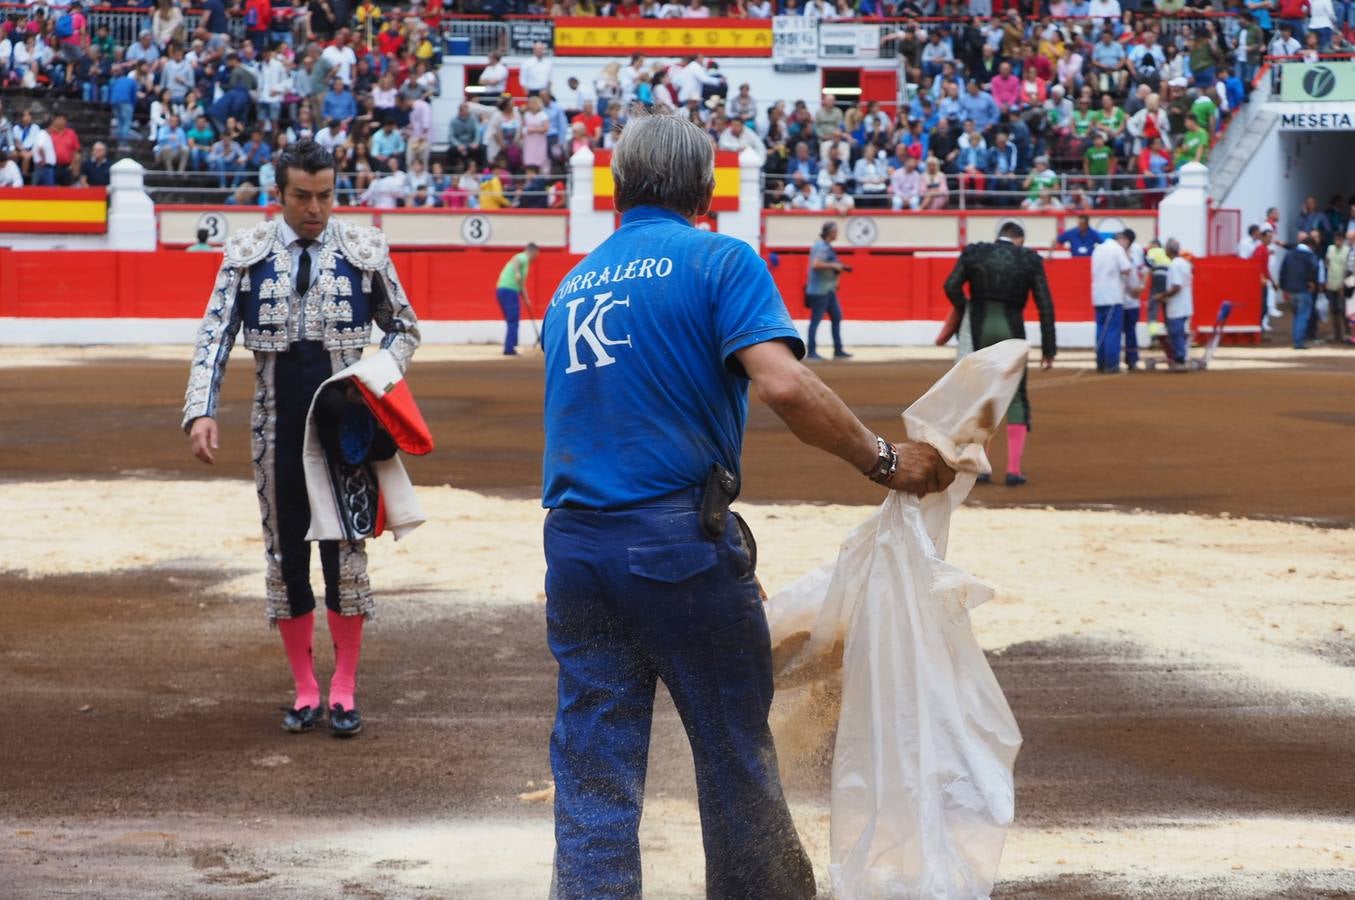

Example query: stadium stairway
[1208,108,1277,205]
[1,88,112,162]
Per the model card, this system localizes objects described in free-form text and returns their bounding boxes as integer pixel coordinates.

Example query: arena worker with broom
[538,107,957,899]
[496,241,540,355]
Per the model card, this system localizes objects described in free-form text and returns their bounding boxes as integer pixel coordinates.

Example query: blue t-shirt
[1057,227,1105,256]
[541,205,804,509]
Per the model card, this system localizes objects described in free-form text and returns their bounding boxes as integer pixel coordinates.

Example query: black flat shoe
[833,350,853,359]
[328,704,363,738]
[281,705,323,734]
[805,352,823,360]
[1005,474,1027,487]
[976,473,991,485]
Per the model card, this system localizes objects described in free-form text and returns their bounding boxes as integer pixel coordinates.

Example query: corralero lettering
[564,291,633,374]
[553,256,675,304]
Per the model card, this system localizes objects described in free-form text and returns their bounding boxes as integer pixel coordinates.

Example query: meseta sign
[553,17,771,57]
[1279,63,1355,102]
[1276,100,1355,130]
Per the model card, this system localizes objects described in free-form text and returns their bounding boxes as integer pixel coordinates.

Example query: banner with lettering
[553,18,772,57]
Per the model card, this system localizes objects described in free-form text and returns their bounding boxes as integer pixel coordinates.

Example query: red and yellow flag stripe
[0,187,108,234]
[593,149,741,213]
[553,17,772,57]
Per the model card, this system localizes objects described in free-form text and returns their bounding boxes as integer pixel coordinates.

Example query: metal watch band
[864,435,899,485]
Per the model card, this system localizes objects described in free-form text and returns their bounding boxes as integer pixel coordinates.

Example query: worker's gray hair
[1165,237,1181,254]
[611,106,715,219]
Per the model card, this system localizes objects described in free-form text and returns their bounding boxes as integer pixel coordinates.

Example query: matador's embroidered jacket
[182,218,421,622]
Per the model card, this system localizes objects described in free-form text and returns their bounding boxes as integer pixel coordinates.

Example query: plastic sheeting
[765,339,1030,900]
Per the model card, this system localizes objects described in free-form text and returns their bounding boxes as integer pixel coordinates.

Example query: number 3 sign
[461,215,492,245]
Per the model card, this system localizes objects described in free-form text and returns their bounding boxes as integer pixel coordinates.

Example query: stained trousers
[544,499,815,900]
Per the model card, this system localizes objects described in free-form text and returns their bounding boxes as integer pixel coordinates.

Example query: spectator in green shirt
[1084,131,1115,178]
[1093,93,1128,154]
[187,227,216,252]
[1175,116,1209,166]
[1191,90,1220,132]
[1071,97,1097,140]
[186,115,215,171]
[1023,156,1062,210]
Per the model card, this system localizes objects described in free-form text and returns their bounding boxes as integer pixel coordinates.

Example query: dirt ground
[1,346,1354,898]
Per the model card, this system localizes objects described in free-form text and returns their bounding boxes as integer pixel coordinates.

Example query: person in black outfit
[940,221,1056,486]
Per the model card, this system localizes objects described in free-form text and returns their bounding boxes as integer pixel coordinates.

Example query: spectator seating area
[0,1,1328,210]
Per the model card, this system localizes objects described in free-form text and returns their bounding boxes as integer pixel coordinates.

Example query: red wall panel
[0,248,1258,328]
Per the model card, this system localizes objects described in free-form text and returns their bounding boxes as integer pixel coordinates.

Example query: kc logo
[565,291,633,374]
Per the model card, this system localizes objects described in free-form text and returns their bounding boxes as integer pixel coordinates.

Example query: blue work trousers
[544,499,815,900]
[1094,304,1123,372]
[1122,304,1140,367]
[1290,291,1314,349]
[1167,316,1190,362]
[496,287,520,354]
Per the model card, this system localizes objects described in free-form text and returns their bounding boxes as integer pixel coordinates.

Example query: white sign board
[1277,103,1355,130]
[773,16,818,70]
[818,24,880,60]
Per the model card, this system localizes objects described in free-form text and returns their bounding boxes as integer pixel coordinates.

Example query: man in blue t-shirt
[1055,214,1105,257]
[541,111,955,899]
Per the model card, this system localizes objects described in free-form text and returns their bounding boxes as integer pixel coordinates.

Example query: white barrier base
[0,318,1099,348]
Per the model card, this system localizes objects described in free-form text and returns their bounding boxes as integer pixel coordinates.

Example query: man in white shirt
[676,56,721,104]
[315,119,347,151]
[559,76,597,116]
[717,117,764,163]
[479,52,509,97]
[681,0,712,17]
[29,124,58,186]
[747,0,772,14]
[520,42,552,96]
[803,0,835,18]
[0,150,23,188]
[360,158,410,208]
[1236,224,1259,260]
[258,45,290,127]
[1087,0,1122,24]
[1091,229,1133,373]
[320,29,357,86]
[1152,238,1194,365]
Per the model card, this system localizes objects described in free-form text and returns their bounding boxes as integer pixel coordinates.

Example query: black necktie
[295,239,314,296]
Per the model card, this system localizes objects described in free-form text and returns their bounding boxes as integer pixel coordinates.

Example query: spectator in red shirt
[244,0,272,48]
[571,100,603,144]
[376,21,406,59]
[1278,0,1311,41]
[47,113,81,185]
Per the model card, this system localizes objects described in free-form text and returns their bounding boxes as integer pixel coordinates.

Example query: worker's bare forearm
[758,365,878,473]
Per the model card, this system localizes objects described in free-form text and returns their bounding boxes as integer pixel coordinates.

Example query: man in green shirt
[1093,93,1128,154]
[1175,116,1209,166]
[1190,90,1219,133]
[496,242,539,356]
[1071,98,1097,140]
[1084,131,1114,178]
[186,227,216,252]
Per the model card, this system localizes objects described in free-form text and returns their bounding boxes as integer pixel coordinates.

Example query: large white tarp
[766,339,1030,900]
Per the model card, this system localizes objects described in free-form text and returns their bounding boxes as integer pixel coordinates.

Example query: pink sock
[1006,424,1028,476]
[327,609,365,711]
[277,612,320,710]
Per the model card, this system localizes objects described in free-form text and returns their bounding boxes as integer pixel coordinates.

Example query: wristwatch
[863,435,899,485]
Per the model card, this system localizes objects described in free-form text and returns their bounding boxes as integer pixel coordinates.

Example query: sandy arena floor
[1,344,1353,898]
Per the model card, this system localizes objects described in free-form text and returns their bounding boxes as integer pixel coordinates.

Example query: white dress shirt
[277,218,322,293]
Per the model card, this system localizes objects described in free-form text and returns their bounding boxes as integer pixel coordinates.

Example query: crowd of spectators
[0,0,1340,211]
[1240,196,1355,348]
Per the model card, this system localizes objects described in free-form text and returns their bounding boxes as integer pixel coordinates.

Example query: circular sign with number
[845,217,878,247]
[461,215,492,245]
[196,211,228,243]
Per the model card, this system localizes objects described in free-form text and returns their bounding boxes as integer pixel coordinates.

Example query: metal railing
[141,168,565,207]
[441,20,512,56]
[765,170,1178,211]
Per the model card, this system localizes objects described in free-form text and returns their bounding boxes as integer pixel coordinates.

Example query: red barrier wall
[0,248,1260,330]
